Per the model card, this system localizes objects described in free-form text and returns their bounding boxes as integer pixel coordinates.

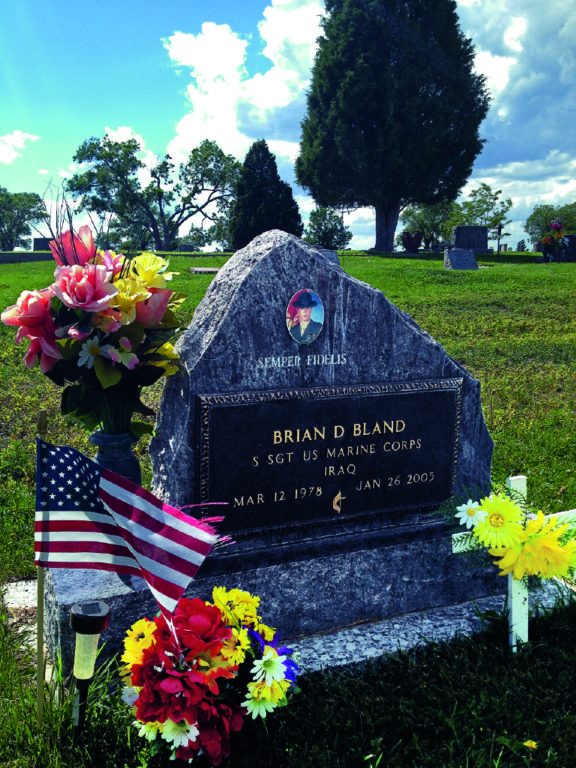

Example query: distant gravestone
[452,225,488,253]
[33,237,51,250]
[562,234,576,261]
[444,248,479,270]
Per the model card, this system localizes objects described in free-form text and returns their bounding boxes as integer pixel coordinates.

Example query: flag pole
[36,411,48,727]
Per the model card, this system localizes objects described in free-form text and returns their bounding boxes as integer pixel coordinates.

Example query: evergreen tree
[230,140,303,249]
[296,0,489,251]
[304,206,352,249]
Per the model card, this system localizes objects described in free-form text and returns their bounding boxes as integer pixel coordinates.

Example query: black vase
[89,430,142,485]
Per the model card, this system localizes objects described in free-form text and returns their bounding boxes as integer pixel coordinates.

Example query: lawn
[0,254,575,767]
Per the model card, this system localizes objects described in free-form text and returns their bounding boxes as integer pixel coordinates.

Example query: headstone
[444,248,479,270]
[45,230,497,671]
[562,234,576,261]
[452,225,488,253]
[149,230,495,633]
[33,236,51,250]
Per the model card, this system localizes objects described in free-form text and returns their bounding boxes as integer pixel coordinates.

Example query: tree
[304,206,352,249]
[399,201,454,247]
[439,183,512,242]
[229,140,303,249]
[67,136,240,251]
[525,202,576,242]
[0,187,46,250]
[296,0,489,252]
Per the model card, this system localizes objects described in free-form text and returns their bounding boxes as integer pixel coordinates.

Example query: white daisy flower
[455,499,487,529]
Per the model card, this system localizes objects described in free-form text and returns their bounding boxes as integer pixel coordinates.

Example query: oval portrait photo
[286,289,324,345]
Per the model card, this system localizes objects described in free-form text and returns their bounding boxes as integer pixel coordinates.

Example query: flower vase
[88,430,142,485]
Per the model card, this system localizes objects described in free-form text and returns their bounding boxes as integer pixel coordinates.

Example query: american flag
[35,439,220,617]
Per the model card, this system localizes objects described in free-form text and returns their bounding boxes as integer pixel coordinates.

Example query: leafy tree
[67,137,240,251]
[441,183,512,241]
[304,206,352,249]
[229,140,303,249]
[525,202,576,242]
[296,0,489,251]
[0,187,46,250]
[399,201,454,247]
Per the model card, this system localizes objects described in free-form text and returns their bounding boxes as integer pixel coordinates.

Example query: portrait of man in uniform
[286,289,324,345]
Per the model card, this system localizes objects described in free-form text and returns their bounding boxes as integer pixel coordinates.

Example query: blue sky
[1,0,574,249]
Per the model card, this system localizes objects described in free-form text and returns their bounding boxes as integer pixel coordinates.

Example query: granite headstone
[149,230,496,634]
[45,231,497,671]
[444,248,479,270]
[452,225,488,253]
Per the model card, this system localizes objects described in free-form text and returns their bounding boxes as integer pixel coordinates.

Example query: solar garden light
[70,600,110,736]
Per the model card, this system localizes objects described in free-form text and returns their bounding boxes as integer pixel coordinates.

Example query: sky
[1,0,574,250]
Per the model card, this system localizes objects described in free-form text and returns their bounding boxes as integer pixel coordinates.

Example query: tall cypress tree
[296,0,489,251]
[230,140,303,250]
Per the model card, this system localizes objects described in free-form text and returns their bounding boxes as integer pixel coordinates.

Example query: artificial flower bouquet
[121,586,299,766]
[455,492,576,580]
[1,225,183,434]
[540,218,568,258]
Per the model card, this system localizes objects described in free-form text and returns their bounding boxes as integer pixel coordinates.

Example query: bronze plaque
[198,379,462,533]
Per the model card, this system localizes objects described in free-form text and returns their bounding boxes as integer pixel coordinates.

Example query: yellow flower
[256,621,277,642]
[112,277,150,324]
[121,618,156,667]
[145,341,179,375]
[221,626,251,666]
[523,740,538,750]
[130,253,175,289]
[491,513,576,579]
[246,678,290,704]
[211,586,260,627]
[473,493,524,549]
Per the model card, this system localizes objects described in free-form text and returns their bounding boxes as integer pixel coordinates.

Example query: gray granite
[444,248,479,270]
[292,580,569,672]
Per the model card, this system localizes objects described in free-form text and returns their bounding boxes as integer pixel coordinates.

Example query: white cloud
[164,1,323,164]
[0,130,40,165]
[474,50,516,97]
[38,168,49,175]
[503,16,527,52]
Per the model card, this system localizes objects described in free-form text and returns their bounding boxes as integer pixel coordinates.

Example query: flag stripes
[35,439,220,617]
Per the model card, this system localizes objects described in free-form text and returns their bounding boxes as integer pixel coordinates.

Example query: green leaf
[61,384,83,415]
[130,421,154,438]
[93,357,122,389]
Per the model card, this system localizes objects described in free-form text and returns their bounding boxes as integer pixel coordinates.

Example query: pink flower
[23,336,62,373]
[1,288,56,342]
[53,263,117,312]
[96,249,124,277]
[49,226,96,266]
[134,288,173,326]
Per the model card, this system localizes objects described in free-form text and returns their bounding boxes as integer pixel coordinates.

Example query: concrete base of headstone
[444,248,478,270]
[45,516,503,674]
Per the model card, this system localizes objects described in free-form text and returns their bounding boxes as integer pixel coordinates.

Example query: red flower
[49,226,96,266]
[175,700,245,766]
[132,646,207,724]
[158,598,232,658]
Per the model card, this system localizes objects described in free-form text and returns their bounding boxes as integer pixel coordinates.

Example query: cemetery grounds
[0,254,575,767]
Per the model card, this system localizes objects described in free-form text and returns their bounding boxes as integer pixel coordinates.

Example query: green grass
[3,597,576,767]
[0,254,575,766]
